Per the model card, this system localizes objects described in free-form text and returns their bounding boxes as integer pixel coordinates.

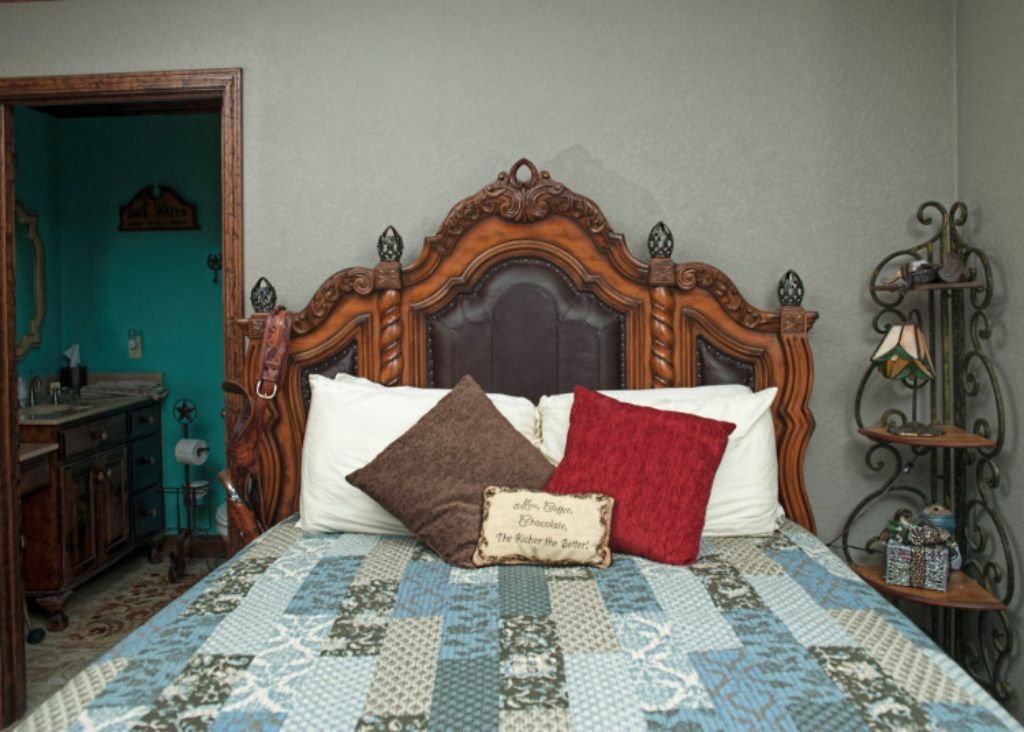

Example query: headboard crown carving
[239,159,818,535]
[424,158,629,259]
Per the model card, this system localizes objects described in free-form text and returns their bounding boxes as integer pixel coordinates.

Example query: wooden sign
[119,186,199,231]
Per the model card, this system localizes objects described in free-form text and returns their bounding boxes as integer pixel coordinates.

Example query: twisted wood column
[647,222,676,388]
[375,226,404,386]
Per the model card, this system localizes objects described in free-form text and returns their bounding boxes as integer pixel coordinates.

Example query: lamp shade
[871,322,935,383]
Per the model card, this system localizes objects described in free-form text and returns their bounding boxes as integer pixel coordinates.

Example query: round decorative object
[920,504,956,534]
[377,225,404,262]
[647,221,674,258]
[250,276,278,313]
[777,270,804,306]
[938,251,966,283]
[172,398,198,425]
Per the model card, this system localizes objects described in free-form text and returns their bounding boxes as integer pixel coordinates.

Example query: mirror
[15,202,46,360]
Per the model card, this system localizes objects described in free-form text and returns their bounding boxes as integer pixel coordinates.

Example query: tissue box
[885,537,949,592]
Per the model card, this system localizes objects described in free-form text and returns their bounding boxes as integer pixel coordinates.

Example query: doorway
[0,69,243,726]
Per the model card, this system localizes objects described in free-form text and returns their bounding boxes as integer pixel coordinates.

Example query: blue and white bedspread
[20,518,1019,731]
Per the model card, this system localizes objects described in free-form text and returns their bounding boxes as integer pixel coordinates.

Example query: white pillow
[537,386,782,536]
[299,374,539,534]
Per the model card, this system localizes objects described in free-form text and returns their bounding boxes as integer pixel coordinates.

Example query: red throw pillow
[544,387,735,565]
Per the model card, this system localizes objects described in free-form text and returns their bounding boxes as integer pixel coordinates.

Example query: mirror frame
[15,202,45,360]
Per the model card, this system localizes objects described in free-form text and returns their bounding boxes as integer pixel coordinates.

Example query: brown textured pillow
[345,375,554,567]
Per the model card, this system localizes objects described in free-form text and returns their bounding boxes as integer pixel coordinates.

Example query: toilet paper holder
[168,398,211,581]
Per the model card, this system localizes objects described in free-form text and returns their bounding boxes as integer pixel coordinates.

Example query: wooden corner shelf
[854,564,1006,611]
[871,280,984,293]
[859,425,995,450]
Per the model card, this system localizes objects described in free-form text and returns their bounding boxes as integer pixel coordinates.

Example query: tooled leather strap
[219,307,295,545]
[255,307,296,399]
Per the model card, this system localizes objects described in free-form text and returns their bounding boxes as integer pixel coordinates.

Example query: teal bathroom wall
[59,114,224,531]
[15,111,224,533]
[14,107,62,382]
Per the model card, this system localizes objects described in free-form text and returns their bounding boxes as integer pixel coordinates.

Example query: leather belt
[219,307,295,551]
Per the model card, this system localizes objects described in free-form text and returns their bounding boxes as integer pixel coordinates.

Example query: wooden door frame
[0,68,243,726]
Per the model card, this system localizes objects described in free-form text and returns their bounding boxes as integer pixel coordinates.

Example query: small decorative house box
[884,522,955,592]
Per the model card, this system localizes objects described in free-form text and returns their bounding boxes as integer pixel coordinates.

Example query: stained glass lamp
[870,322,945,437]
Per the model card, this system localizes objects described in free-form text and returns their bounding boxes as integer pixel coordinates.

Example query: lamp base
[888,422,946,438]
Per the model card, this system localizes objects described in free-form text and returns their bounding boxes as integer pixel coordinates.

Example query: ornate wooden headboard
[239,159,818,532]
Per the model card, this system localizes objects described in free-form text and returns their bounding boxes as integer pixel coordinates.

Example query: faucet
[28,376,42,407]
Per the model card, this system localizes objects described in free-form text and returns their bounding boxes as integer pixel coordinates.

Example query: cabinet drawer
[129,404,161,438]
[131,434,163,492]
[64,414,127,459]
[131,484,163,544]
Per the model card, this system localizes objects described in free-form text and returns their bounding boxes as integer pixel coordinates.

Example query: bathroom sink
[20,404,93,421]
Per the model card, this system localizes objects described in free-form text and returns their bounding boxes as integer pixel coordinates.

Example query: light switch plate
[129,334,143,359]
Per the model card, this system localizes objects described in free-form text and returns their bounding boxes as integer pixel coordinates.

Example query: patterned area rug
[24,552,217,711]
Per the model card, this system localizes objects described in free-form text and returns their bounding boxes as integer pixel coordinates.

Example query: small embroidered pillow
[473,487,614,568]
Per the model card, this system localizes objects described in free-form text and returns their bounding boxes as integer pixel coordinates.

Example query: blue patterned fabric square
[393,559,453,618]
[768,548,879,610]
[499,565,551,616]
[691,647,801,731]
[592,557,661,614]
[429,657,499,731]
[441,584,499,661]
[723,609,853,712]
[285,556,361,615]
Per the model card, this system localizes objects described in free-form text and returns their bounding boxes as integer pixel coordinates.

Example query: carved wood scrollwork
[425,158,628,257]
[292,267,374,335]
[677,263,766,329]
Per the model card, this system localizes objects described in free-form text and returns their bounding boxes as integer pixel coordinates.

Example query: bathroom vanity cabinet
[18,399,164,630]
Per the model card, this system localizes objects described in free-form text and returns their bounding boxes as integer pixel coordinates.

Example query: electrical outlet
[128,329,143,359]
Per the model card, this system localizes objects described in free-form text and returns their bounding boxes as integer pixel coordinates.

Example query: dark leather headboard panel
[427,257,625,402]
[696,335,755,387]
[300,341,358,410]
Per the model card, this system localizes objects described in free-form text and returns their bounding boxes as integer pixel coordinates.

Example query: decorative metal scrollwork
[844,202,1014,706]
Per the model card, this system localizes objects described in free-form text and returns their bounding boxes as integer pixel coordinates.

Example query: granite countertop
[18,395,157,427]
[18,442,58,463]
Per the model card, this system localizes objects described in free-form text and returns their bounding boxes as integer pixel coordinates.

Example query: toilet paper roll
[174,438,209,466]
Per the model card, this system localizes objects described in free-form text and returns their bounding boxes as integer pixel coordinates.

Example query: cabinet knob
[138,415,156,425]
[140,508,158,518]
[91,430,109,441]
[138,457,157,466]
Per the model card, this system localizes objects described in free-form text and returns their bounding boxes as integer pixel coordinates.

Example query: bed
[18,159,1019,731]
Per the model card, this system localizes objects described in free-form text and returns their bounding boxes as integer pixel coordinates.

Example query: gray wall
[0,0,958,541]
[6,0,1021,716]
[957,0,1023,716]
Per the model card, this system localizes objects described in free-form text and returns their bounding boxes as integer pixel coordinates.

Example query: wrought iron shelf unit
[844,201,1014,705]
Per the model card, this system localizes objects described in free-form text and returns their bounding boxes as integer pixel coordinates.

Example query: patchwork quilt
[19,518,1019,731]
